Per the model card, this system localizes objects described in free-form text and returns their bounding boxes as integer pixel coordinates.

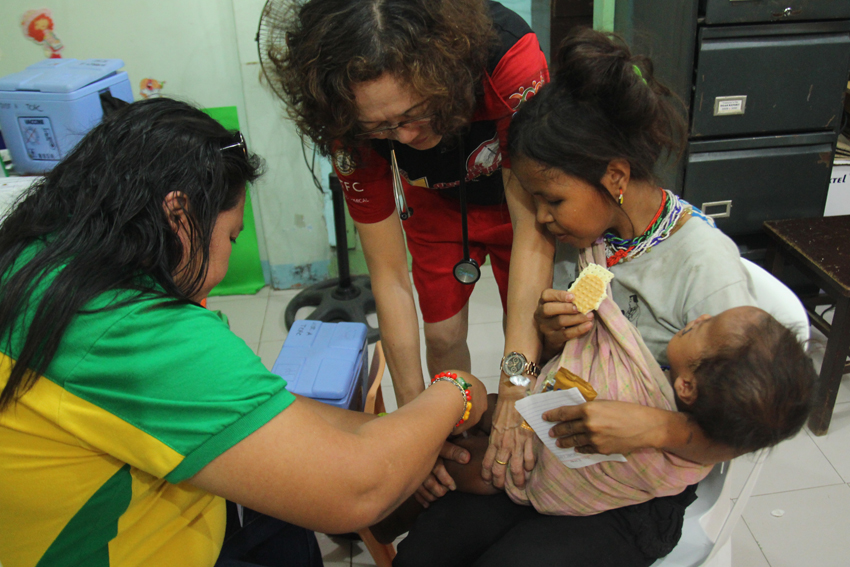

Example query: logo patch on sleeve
[333,149,356,176]
[509,75,546,111]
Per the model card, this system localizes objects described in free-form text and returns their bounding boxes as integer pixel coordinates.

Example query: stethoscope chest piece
[453,257,481,285]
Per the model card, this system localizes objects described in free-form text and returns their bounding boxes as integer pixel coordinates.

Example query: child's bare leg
[476,392,497,433]
[369,394,500,544]
[442,393,499,495]
[444,432,500,495]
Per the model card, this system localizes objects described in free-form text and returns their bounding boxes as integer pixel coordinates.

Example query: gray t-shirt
[553,218,757,366]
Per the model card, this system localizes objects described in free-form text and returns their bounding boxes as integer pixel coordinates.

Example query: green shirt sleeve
[55,299,295,482]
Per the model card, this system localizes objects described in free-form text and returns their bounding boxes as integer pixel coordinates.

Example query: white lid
[0,59,125,93]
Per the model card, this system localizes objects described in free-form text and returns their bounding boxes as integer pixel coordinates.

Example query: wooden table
[763,215,850,435]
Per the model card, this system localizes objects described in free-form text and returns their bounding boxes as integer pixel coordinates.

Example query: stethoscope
[389,139,481,285]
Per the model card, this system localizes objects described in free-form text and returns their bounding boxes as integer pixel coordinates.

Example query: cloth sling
[505,241,712,516]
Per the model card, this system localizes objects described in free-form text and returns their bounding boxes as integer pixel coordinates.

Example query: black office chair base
[284,275,379,344]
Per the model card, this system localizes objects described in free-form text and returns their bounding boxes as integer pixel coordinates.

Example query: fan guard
[256,0,293,103]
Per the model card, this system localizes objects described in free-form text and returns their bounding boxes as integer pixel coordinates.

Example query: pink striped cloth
[505,242,712,516]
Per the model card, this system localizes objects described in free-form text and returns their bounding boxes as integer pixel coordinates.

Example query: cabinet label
[713,96,747,116]
[18,116,61,161]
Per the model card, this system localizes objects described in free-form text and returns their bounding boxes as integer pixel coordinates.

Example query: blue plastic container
[272,321,369,410]
[0,59,133,174]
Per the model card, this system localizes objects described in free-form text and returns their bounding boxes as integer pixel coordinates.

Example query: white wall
[230,0,330,288]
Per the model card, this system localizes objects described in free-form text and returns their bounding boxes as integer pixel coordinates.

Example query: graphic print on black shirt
[371,120,504,206]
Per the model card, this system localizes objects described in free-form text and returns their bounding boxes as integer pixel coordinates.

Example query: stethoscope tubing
[458,142,471,262]
[389,140,412,220]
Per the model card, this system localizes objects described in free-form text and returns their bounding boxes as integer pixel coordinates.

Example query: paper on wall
[0,176,40,218]
[827,164,850,217]
[515,388,627,469]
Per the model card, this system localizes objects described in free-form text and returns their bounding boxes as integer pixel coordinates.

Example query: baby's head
[667,306,816,454]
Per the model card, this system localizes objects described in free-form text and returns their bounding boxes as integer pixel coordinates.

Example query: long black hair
[0,97,263,410]
[509,28,686,194]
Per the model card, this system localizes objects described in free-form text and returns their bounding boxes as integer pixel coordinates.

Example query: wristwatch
[500,352,541,387]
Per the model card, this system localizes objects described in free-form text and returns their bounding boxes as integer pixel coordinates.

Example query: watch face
[503,352,526,376]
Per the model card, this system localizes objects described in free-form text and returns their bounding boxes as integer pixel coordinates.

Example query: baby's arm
[445,394,501,496]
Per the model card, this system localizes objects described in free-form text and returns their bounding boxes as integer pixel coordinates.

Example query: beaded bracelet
[430,371,472,428]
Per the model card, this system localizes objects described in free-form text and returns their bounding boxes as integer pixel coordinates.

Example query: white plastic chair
[653,258,810,566]
[652,449,769,567]
[741,258,811,345]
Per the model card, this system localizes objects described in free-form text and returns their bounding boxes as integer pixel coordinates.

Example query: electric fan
[256,1,379,344]
[255,0,290,103]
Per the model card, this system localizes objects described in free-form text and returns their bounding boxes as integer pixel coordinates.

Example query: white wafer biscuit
[568,264,615,314]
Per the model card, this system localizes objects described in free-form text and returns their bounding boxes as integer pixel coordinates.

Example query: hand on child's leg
[413,393,499,505]
[369,395,502,544]
[414,441,469,507]
[445,433,500,496]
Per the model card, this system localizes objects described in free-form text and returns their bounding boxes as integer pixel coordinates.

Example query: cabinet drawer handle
[772,7,802,18]
[701,200,733,219]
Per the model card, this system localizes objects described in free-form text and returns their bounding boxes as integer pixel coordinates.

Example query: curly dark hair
[688,311,816,454]
[509,28,686,195]
[0,97,263,410]
[268,0,497,156]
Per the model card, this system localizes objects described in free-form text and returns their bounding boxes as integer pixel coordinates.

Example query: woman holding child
[484,30,761,493]
[488,28,760,484]
[394,29,815,567]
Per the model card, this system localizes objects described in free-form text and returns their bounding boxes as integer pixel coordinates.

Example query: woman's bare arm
[482,168,554,489]
[355,214,425,407]
[190,373,487,534]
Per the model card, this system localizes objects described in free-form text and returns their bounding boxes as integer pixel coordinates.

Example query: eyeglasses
[221,131,248,158]
[355,114,435,139]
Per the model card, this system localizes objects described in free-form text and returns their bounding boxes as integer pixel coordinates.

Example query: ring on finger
[495,457,509,466]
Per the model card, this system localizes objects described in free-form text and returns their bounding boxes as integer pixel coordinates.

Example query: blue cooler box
[272,321,369,410]
[0,59,133,174]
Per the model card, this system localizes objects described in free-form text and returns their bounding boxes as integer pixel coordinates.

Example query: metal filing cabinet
[550,0,594,56]
[615,1,850,238]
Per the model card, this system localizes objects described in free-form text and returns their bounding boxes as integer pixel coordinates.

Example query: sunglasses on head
[221,131,248,158]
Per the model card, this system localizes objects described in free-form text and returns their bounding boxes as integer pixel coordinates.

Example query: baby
[664,305,814,454]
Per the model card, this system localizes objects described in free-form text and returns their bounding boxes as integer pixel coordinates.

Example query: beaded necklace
[604,189,687,267]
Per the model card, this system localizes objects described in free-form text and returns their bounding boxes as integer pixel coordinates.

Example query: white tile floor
[207,265,850,567]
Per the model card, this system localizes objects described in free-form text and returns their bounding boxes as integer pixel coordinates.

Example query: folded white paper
[515,388,626,469]
[0,176,40,219]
